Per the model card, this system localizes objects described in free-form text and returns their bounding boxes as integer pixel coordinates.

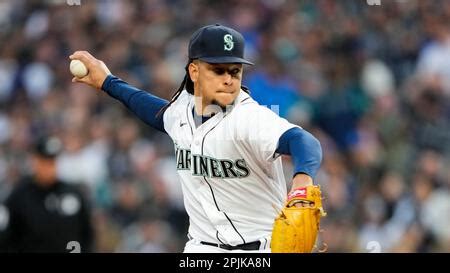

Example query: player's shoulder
[163,90,192,122]
[174,90,192,105]
[234,94,280,117]
[165,90,191,113]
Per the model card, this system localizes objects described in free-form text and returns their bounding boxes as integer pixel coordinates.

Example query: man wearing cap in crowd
[0,136,94,252]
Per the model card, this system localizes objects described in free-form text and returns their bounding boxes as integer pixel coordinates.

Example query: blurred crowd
[0,0,449,252]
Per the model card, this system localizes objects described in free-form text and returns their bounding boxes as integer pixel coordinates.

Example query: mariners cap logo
[224,34,234,51]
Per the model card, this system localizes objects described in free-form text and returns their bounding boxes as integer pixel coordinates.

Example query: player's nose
[223,73,233,85]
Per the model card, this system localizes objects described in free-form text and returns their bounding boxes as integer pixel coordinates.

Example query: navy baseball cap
[188,24,254,65]
[33,136,63,158]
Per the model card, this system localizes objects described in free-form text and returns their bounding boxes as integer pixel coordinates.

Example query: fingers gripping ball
[271,185,326,253]
[70,59,88,78]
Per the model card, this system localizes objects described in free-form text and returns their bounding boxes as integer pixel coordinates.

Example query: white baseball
[70,59,88,78]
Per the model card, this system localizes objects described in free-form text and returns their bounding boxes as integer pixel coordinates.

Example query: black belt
[200,240,261,251]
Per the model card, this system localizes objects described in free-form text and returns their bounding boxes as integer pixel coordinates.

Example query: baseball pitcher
[69,24,325,253]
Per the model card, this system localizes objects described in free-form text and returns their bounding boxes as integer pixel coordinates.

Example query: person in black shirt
[0,136,94,253]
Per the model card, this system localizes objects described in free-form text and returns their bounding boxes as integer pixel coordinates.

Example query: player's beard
[211,99,234,112]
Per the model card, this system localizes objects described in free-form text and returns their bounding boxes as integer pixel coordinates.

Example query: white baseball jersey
[163,89,298,247]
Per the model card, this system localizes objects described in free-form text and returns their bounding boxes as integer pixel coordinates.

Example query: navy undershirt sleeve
[101,75,168,133]
[275,127,322,178]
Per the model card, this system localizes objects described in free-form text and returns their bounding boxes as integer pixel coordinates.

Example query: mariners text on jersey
[175,146,250,178]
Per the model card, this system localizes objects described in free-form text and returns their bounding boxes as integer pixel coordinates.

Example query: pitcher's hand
[69,51,111,90]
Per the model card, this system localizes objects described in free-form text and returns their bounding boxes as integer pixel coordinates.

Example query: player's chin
[215,91,237,105]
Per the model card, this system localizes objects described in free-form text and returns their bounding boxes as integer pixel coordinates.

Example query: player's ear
[188,61,199,83]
